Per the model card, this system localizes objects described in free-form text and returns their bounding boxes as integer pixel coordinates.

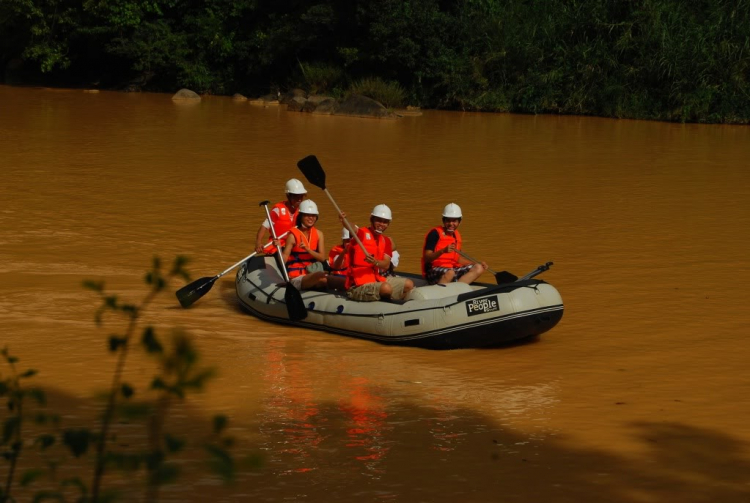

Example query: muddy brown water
[2,85,750,502]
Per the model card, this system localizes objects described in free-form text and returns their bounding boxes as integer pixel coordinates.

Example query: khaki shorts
[347,276,409,302]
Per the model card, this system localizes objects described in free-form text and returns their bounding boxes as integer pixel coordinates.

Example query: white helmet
[341,227,350,240]
[442,203,463,219]
[371,204,393,220]
[298,200,318,215]
[285,178,307,195]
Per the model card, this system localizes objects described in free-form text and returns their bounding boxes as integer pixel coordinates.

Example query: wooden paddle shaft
[322,188,373,260]
[456,249,499,275]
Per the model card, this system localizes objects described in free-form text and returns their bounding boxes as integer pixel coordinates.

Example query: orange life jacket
[266,201,298,254]
[380,236,394,276]
[287,226,319,278]
[346,227,387,289]
[328,243,350,277]
[421,226,462,277]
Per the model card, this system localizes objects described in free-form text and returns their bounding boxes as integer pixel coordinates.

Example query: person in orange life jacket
[280,200,329,290]
[325,226,351,291]
[380,235,400,277]
[254,178,307,255]
[345,204,414,302]
[335,218,400,277]
[422,203,488,285]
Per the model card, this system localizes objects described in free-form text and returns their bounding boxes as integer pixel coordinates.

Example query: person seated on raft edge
[331,217,401,282]
[421,203,488,285]
[326,227,351,292]
[343,204,414,302]
[279,199,329,290]
[255,178,307,255]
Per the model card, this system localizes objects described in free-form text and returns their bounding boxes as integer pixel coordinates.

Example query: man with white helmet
[421,203,487,285]
[345,204,414,302]
[280,199,328,290]
[255,178,307,255]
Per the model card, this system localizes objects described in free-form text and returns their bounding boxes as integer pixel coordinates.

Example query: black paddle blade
[285,285,308,321]
[175,276,217,308]
[297,155,326,190]
[494,271,518,284]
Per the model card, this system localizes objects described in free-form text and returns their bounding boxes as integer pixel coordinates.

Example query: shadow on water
[196,280,750,502]
[232,400,750,503]
[8,365,750,503]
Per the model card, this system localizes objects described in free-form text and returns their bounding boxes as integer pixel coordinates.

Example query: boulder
[286,96,308,112]
[333,94,396,119]
[279,88,306,105]
[311,98,338,115]
[172,89,201,100]
[232,93,247,101]
[307,95,334,105]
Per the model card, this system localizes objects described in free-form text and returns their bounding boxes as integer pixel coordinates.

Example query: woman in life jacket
[422,203,488,285]
[345,204,414,302]
[255,178,307,255]
[280,200,328,290]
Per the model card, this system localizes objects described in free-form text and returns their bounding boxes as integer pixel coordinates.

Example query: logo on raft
[465,295,500,316]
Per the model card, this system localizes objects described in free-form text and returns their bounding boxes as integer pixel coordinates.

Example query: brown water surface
[2,85,750,502]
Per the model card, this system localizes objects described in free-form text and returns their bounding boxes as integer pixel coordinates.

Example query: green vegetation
[0,257,244,502]
[1,0,748,122]
[348,77,406,108]
[298,61,344,96]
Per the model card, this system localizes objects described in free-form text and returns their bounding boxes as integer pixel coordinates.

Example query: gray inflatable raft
[236,256,564,349]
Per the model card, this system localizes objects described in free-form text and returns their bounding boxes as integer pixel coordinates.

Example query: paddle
[456,250,518,284]
[518,261,554,281]
[260,200,308,321]
[297,155,373,259]
[175,230,293,308]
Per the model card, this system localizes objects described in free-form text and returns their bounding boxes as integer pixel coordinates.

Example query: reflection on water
[341,377,390,471]
[2,85,750,501]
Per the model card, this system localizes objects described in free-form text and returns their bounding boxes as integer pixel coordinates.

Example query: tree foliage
[1,0,748,122]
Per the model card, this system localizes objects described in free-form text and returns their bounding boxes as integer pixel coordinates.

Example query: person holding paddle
[422,203,487,285]
[280,200,329,290]
[345,204,414,302]
[328,227,351,277]
[255,178,307,254]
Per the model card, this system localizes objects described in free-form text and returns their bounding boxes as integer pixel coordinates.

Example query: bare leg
[438,269,456,284]
[458,264,486,284]
[301,271,328,290]
[402,279,414,299]
[379,282,394,299]
[327,275,347,291]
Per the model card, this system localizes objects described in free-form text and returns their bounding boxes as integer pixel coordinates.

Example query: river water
[2,85,750,502]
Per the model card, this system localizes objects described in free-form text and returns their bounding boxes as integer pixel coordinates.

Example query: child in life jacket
[326,227,351,291]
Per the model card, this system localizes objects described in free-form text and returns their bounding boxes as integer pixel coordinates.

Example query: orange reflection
[339,376,390,472]
[260,339,324,474]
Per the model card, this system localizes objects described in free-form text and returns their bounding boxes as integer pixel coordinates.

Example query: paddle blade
[297,155,326,190]
[284,285,308,321]
[175,276,217,308]
[494,271,518,284]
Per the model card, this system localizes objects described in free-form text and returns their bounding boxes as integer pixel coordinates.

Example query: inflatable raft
[235,256,563,349]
